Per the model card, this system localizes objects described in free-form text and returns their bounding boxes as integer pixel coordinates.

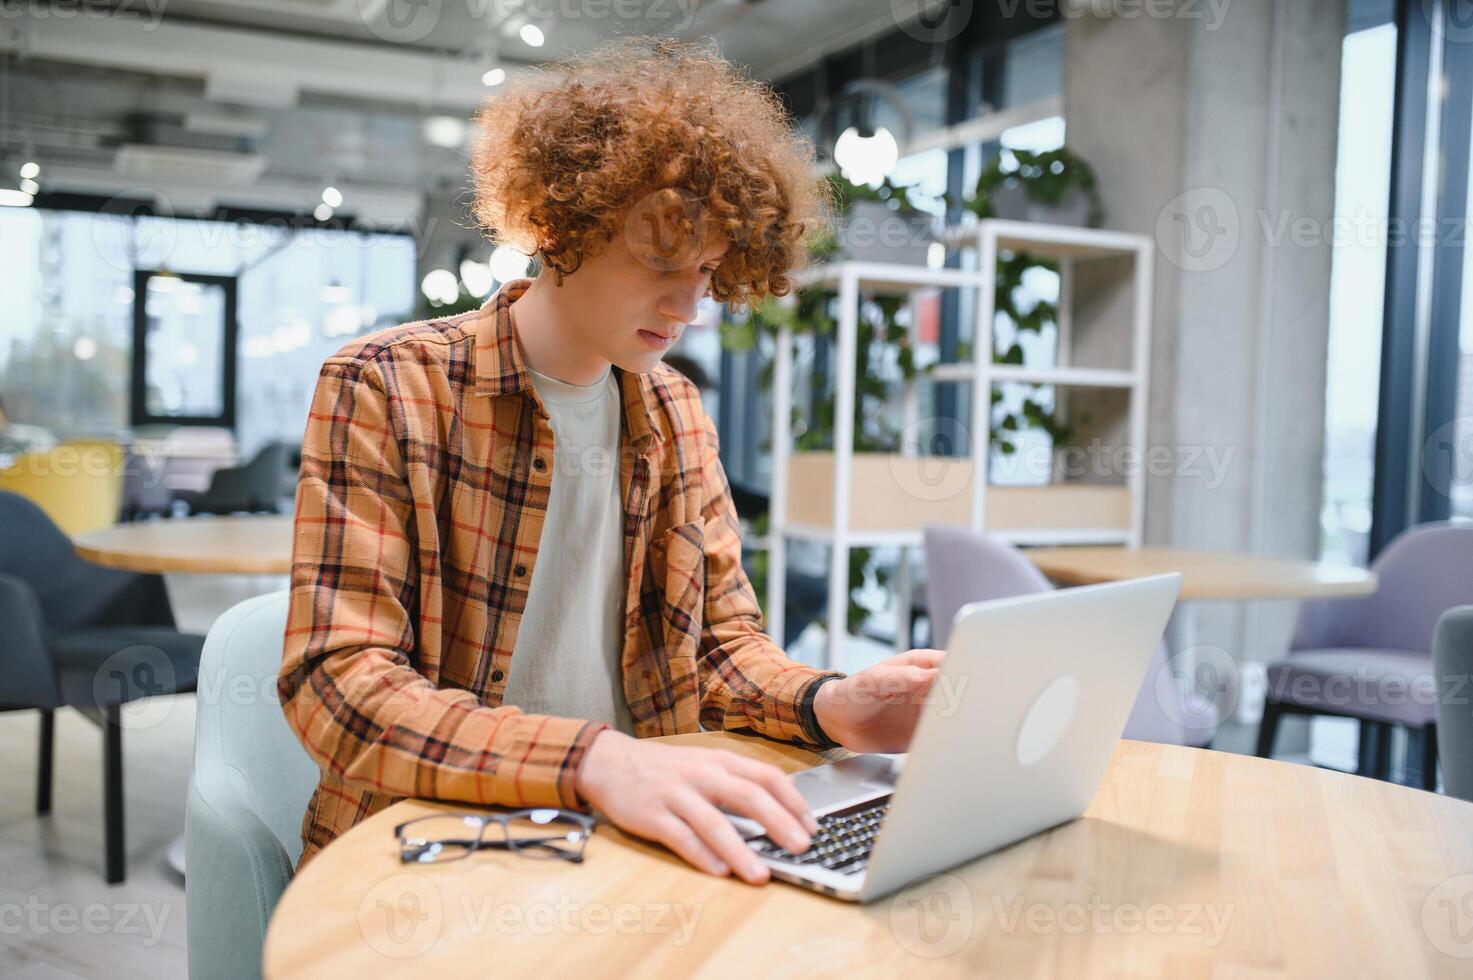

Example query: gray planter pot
[989,181,1096,227]
[837,200,935,265]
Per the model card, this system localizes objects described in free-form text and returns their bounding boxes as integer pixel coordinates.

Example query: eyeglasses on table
[395,808,596,864]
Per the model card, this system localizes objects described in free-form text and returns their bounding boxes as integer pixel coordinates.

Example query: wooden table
[73,513,294,576]
[264,731,1473,979]
[1023,546,1378,602]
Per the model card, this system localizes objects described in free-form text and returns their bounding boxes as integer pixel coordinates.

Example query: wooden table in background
[73,513,294,878]
[263,731,1473,979]
[73,513,294,576]
[1023,546,1378,601]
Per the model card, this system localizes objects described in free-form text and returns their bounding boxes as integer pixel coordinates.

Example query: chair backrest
[191,590,317,864]
[203,442,290,510]
[1292,522,1473,654]
[1434,605,1473,802]
[186,592,318,980]
[0,439,124,536]
[923,524,1054,647]
[922,523,1201,746]
[0,491,173,633]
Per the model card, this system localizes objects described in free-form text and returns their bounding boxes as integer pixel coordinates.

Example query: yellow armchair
[0,440,126,537]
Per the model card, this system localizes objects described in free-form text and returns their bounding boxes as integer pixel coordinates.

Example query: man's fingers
[717,755,818,835]
[704,773,811,854]
[891,648,945,669]
[650,813,729,878]
[671,791,770,885]
[868,665,939,702]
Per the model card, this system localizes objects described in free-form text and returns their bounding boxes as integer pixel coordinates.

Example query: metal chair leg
[37,709,54,815]
[1422,723,1439,792]
[1254,699,1283,758]
[103,705,125,885]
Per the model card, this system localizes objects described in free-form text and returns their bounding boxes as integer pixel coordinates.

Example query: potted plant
[969,146,1101,228]
[823,176,937,266]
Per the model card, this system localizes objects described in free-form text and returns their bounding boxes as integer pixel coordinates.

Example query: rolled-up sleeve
[692,412,844,744]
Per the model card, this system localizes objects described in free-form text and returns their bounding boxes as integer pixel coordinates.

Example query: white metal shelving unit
[766,219,1155,669]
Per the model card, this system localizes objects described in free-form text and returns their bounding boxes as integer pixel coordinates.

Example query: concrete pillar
[1062,0,1345,740]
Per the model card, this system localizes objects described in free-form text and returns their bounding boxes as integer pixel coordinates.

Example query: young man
[279,39,941,885]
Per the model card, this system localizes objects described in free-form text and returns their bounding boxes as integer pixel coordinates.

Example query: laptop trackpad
[793,754,902,813]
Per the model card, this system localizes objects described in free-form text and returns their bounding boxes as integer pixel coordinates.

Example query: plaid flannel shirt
[279,278,841,869]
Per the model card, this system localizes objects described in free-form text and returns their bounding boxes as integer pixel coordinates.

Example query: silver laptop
[731,573,1183,902]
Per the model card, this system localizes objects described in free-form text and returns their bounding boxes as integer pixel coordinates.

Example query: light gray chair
[186,591,318,980]
[923,524,1218,747]
[1434,605,1473,802]
[1256,522,1473,788]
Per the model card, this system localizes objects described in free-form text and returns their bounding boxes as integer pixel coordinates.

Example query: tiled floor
[0,696,193,979]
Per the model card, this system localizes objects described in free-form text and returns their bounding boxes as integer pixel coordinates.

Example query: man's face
[552,193,728,374]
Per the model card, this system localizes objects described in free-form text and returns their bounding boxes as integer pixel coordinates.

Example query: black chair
[0,492,204,883]
[174,441,290,515]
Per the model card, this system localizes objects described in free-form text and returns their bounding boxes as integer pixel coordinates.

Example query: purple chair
[1434,606,1473,802]
[922,524,1218,748]
[1255,521,1473,788]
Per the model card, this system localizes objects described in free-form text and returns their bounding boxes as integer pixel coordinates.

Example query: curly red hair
[470,38,829,307]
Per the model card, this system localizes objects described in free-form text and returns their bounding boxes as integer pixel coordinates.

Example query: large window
[1319,3,1398,565]
[0,206,416,457]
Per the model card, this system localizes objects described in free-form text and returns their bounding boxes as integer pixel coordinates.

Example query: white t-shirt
[501,367,636,734]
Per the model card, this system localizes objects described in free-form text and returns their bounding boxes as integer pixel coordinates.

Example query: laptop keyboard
[748,799,890,876]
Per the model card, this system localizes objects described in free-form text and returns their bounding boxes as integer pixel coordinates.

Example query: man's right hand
[573,731,817,884]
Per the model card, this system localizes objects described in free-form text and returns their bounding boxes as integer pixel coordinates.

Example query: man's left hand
[812,649,945,753]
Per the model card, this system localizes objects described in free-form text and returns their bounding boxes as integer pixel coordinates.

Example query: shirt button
[532,457,546,472]
[491,669,505,683]
[514,564,527,577]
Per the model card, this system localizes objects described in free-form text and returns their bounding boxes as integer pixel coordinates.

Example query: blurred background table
[1023,546,1378,601]
[72,513,294,577]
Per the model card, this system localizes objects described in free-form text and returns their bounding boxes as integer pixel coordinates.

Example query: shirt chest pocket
[644,520,707,672]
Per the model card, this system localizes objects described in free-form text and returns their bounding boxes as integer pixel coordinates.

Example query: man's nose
[659,278,704,324]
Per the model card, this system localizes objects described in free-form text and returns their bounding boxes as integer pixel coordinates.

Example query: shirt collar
[472,277,663,452]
